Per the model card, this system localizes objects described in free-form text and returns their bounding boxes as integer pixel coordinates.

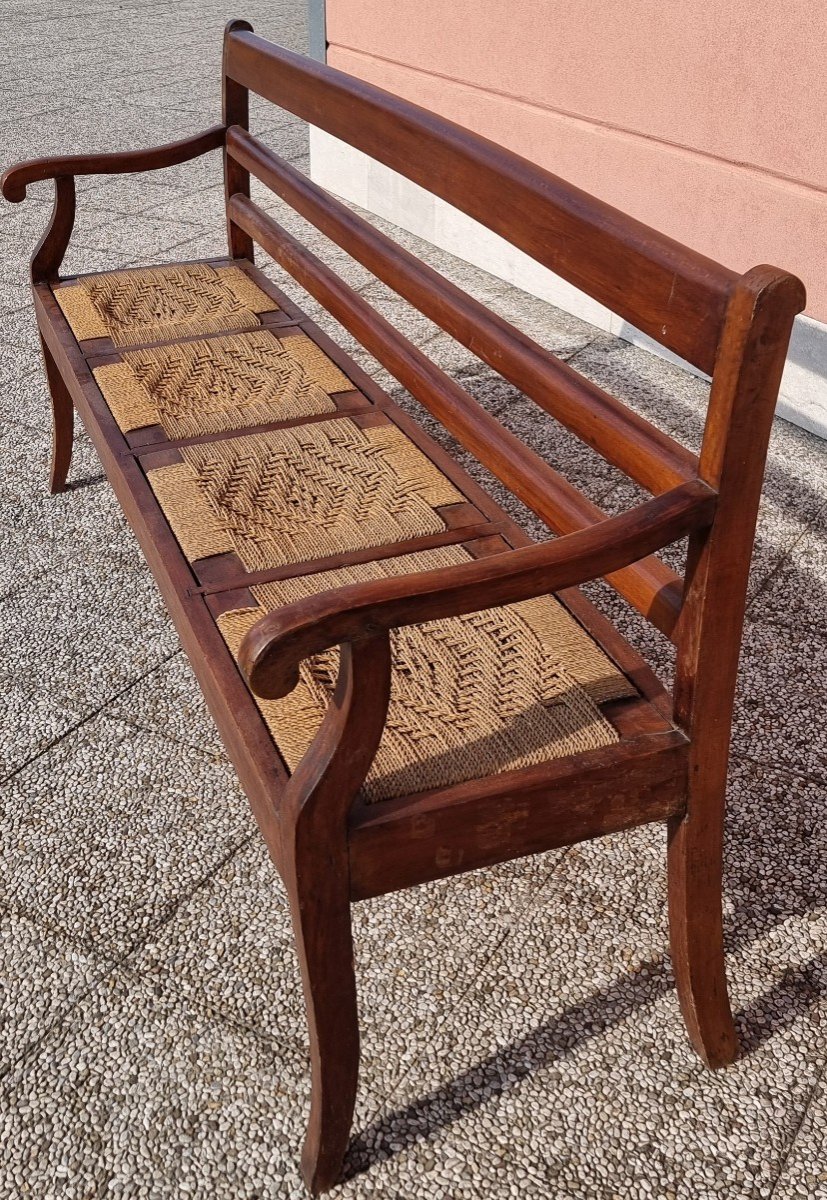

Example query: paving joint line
[767,1052,827,1199]
[0,832,258,1088]
[730,750,826,788]
[115,941,300,1054]
[76,205,211,226]
[745,525,811,613]
[751,610,827,640]
[0,644,183,787]
[558,335,606,370]
[114,709,230,763]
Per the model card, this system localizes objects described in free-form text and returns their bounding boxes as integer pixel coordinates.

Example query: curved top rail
[1,126,225,202]
[224,28,737,374]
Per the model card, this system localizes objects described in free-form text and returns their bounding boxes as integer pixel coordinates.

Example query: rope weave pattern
[93,330,351,438]
[147,417,464,570]
[55,264,275,346]
[217,546,635,803]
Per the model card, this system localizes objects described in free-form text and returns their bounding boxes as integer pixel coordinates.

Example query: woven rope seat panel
[143,415,466,571]
[55,262,276,347]
[50,256,639,804]
[216,546,636,803]
[93,329,353,439]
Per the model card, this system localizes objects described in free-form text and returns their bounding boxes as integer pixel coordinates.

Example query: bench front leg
[279,634,391,1194]
[3,126,228,487]
[38,331,74,492]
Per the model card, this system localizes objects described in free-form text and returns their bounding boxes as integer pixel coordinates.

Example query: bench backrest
[220,22,805,735]
[224,27,735,375]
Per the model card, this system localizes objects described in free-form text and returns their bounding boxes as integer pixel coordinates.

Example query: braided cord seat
[93,329,352,438]
[144,417,465,569]
[217,545,635,802]
[54,259,636,799]
[55,262,276,345]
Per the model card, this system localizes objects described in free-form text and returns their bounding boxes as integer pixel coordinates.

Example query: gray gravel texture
[1,1,826,1197]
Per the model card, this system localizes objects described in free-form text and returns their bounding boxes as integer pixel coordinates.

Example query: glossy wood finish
[241,479,716,700]
[280,635,391,1194]
[39,332,74,492]
[668,266,806,1067]
[349,732,687,900]
[222,20,255,261]
[31,175,75,283]
[229,194,686,638]
[0,125,225,200]
[224,29,736,373]
[226,126,698,495]
[3,23,807,1194]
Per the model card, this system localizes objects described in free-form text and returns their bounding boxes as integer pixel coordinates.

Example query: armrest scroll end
[239,619,303,700]
[2,168,29,203]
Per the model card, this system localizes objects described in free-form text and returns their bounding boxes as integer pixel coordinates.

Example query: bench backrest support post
[222,19,255,262]
[666,265,804,1064]
[675,266,805,751]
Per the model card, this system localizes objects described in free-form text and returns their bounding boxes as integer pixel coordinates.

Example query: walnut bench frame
[2,21,805,1195]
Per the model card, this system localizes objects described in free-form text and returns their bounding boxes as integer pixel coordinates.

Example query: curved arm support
[1,125,225,202]
[241,479,717,701]
[30,175,76,283]
[281,635,392,832]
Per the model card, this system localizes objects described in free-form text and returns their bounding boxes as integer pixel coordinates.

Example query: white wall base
[309,128,827,441]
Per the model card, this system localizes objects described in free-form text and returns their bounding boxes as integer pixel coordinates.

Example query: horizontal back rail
[224,29,737,374]
[228,192,684,636]
[227,127,699,495]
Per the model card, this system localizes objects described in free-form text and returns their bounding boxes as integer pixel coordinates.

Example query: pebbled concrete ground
[1,2,826,1198]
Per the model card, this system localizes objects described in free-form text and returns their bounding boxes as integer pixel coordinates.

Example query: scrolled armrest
[2,125,225,202]
[239,479,716,700]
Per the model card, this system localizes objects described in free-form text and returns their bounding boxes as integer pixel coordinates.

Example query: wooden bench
[2,22,805,1194]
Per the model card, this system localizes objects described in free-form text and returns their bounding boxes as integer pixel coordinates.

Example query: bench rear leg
[667,803,737,1068]
[39,333,73,493]
[666,269,805,1071]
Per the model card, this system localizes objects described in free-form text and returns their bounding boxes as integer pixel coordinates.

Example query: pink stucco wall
[325,1,827,321]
